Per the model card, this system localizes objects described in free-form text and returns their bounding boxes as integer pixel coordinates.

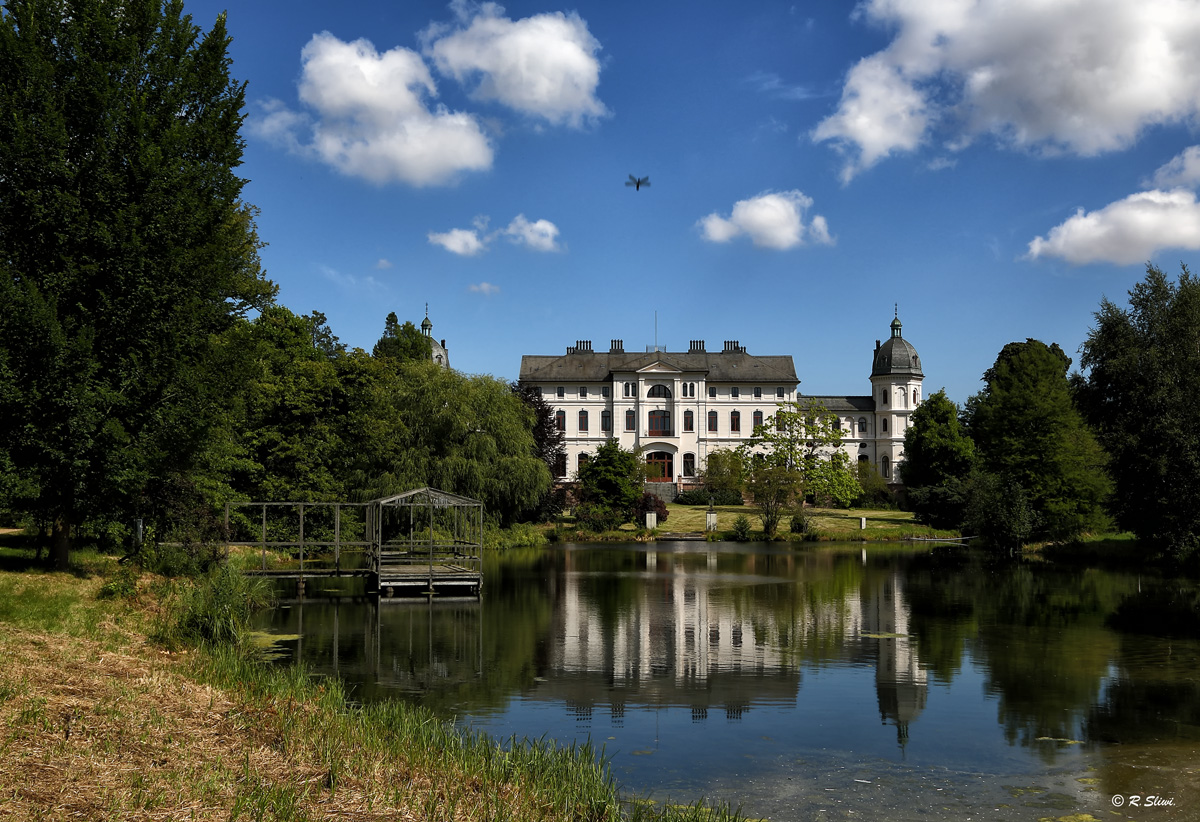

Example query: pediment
[637,360,683,374]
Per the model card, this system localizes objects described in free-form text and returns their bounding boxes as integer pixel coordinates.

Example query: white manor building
[518,315,925,490]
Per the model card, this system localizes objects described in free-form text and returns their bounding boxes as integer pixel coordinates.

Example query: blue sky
[188,0,1200,404]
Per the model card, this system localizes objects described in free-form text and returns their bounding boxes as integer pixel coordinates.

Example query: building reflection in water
[547,548,927,746]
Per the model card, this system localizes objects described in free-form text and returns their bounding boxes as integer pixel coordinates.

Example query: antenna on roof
[654,310,658,351]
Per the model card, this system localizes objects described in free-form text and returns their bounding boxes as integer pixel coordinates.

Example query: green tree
[901,389,977,529]
[576,441,642,523]
[1077,263,1200,560]
[512,381,566,521]
[0,0,275,567]
[745,464,801,536]
[744,400,861,508]
[372,312,432,362]
[701,449,746,499]
[965,340,1110,545]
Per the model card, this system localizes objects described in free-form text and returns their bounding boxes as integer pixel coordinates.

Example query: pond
[254,542,1200,821]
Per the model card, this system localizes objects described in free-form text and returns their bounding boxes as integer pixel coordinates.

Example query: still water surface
[256,542,1200,821]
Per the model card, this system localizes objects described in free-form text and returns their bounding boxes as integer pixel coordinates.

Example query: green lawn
[662,503,958,541]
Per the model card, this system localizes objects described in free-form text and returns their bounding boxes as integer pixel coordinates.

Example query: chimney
[610,339,624,354]
[723,340,742,353]
[689,340,706,353]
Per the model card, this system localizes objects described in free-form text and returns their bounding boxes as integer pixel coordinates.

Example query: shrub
[731,515,753,541]
[633,493,669,526]
[789,507,810,534]
[574,502,623,533]
[162,565,273,647]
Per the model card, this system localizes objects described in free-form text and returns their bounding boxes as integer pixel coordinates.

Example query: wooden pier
[227,488,484,599]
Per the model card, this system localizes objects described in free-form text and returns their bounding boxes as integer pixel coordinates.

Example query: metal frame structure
[225,488,483,598]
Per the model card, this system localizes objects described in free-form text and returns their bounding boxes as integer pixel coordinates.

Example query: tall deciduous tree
[902,389,977,529]
[372,312,432,362]
[0,0,275,566]
[1078,263,1200,560]
[965,340,1110,544]
[744,400,861,508]
[576,441,643,522]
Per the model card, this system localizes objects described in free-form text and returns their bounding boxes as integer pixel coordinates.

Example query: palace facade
[517,316,925,489]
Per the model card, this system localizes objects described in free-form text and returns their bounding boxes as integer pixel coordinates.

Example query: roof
[806,395,875,413]
[373,487,482,507]
[519,349,798,384]
[871,317,924,378]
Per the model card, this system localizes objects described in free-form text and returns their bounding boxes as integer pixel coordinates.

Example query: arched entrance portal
[646,451,674,482]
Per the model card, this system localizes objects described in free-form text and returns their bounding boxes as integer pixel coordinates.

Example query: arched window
[579,453,590,472]
[578,410,588,432]
[625,409,635,431]
[555,410,565,432]
[881,389,888,404]
[684,410,694,431]
[708,410,718,432]
[683,453,696,477]
[881,418,888,432]
[858,417,867,435]
[730,411,741,433]
[648,384,671,398]
[832,417,841,430]
[601,410,612,432]
[688,382,696,397]
[753,410,763,429]
[881,455,890,479]
[913,389,920,404]
[623,382,635,397]
[649,410,671,437]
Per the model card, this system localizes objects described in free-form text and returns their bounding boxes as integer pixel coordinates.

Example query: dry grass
[663,504,955,540]
[0,563,737,822]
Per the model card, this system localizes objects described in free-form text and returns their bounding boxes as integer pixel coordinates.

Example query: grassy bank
[0,540,742,822]
[546,505,957,542]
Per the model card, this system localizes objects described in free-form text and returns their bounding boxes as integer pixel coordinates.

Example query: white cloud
[249,32,493,186]
[469,282,501,295]
[1149,146,1200,189]
[428,214,562,255]
[425,4,607,127]
[503,215,561,251]
[375,258,394,269]
[747,71,821,101]
[317,264,385,291]
[698,191,834,250]
[428,227,488,256]
[1027,189,1200,265]
[814,0,1200,180]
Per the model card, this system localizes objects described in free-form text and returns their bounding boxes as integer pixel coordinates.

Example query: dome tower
[869,311,924,484]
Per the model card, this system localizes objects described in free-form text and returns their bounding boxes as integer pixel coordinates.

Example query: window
[580,386,588,399]
[730,410,741,433]
[754,387,762,399]
[833,417,841,430]
[776,413,785,432]
[646,451,673,482]
[602,386,610,398]
[555,410,565,431]
[709,386,717,398]
[649,410,671,437]
[881,418,887,432]
[688,382,696,397]
[578,410,588,432]
[534,386,542,398]
[648,384,671,398]
[708,410,718,432]
[858,417,867,435]
[683,453,696,477]
[882,389,888,404]
[881,455,890,479]
[601,410,612,432]
[913,389,920,404]
[753,410,763,428]
[557,386,565,399]
[625,409,635,431]
[579,453,590,472]
[731,387,740,399]
[554,453,567,477]
[776,387,785,399]
[684,410,694,431]
[623,382,634,397]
